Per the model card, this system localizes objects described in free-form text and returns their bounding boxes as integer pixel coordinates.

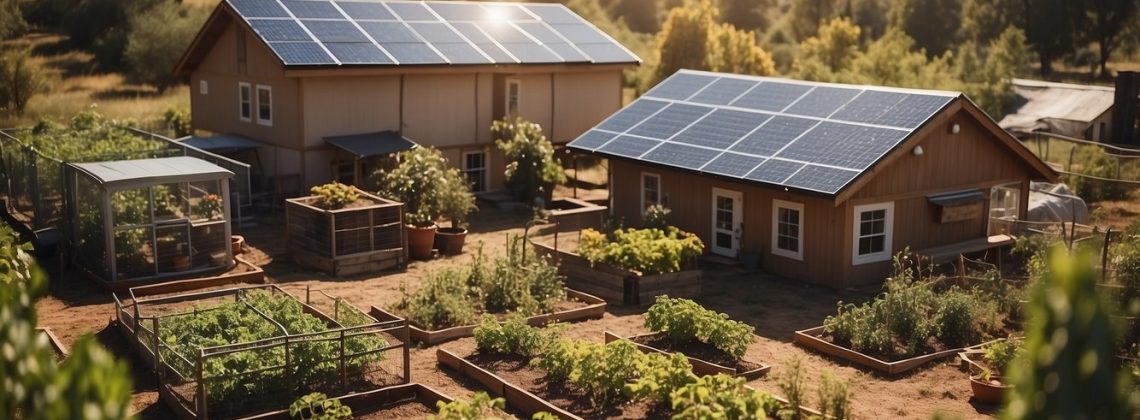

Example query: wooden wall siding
[552,71,623,144]
[300,76,401,148]
[402,74,480,148]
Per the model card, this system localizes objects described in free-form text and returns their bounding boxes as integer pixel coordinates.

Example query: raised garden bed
[541,198,607,234]
[37,327,68,361]
[603,331,770,379]
[286,191,406,276]
[794,326,991,375]
[241,383,452,420]
[530,241,701,305]
[370,288,606,346]
[100,255,265,293]
[437,349,581,419]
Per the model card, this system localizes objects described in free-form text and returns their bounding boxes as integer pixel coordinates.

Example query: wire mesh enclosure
[63,157,235,286]
[286,191,406,276]
[113,284,410,420]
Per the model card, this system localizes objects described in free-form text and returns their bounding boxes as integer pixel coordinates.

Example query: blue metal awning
[324,131,417,159]
[178,134,262,153]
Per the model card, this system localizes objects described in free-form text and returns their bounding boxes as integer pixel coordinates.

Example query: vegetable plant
[309,182,360,210]
[473,315,562,357]
[431,392,508,420]
[578,227,704,275]
[375,147,465,226]
[669,374,782,419]
[644,295,756,358]
[438,171,477,229]
[289,392,352,420]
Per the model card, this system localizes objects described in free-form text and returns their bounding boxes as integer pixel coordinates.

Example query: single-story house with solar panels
[173,0,639,191]
[568,70,1059,287]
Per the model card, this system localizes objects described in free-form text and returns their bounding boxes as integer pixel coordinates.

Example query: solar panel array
[227,0,640,66]
[568,70,957,195]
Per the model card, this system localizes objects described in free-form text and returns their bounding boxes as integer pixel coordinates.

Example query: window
[238,83,251,121]
[989,183,1021,220]
[464,151,487,193]
[256,85,272,126]
[641,172,660,211]
[199,80,208,95]
[771,200,803,260]
[852,202,894,265]
[506,78,520,116]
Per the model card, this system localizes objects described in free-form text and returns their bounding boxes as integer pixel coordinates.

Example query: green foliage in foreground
[289,392,352,420]
[644,295,756,358]
[670,373,782,419]
[579,227,705,275]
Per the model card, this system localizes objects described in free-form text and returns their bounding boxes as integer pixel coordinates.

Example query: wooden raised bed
[603,331,770,380]
[530,241,701,305]
[92,255,265,293]
[286,191,406,277]
[370,288,606,346]
[239,383,452,420]
[37,327,68,360]
[541,198,607,234]
[794,326,979,375]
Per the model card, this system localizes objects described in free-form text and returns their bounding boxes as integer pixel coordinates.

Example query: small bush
[1071,146,1128,202]
[473,316,561,357]
[310,182,360,210]
[624,352,696,402]
[396,268,477,330]
[816,370,851,420]
[578,227,704,275]
[777,356,807,414]
[432,392,507,420]
[670,374,783,419]
[642,204,671,230]
[982,338,1022,373]
[936,287,979,347]
[492,117,566,202]
[644,296,755,358]
[163,108,192,137]
[289,393,352,420]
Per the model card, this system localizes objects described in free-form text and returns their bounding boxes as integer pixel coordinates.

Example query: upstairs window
[239,83,251,122]
[641,172,660,211]
[256,85,272,126]
[506,78,520,116]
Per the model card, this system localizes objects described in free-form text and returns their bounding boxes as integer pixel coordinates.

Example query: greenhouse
[64,156,235,286]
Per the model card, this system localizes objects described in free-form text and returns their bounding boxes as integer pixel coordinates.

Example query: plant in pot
[493,117,566,203]
[969,338,1021,404]
[376,147,449,260]
[436,168,478,256]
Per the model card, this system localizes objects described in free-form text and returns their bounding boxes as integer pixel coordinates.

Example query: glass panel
[155,224,189,274]
[258,87,272,121]
[115,227,154,280]
[153,183,189,222]
[190,181,225,222]
[859,237,873,254]
[112,188,151,227]
[716,232,732,248]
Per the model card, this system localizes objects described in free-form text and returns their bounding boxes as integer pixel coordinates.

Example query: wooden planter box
[437,348,584,420]
[37,327,68,360]
[603,331,771,379]
[956,339,1008,373]
[794,326,978,375]
[370,288,606,346]
[239,383,452,420]
[530,241,701,305]
[285,191,406,277]
[541,198,607,234]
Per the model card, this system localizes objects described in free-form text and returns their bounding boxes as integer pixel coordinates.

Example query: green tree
[792,17,861,81]
[125,1,209,90]
[961,0,1025,44]
[1083,0,1138,79]
[719,0,770,31]
[845,28,956,90]
[850,0,889,40]
[957,27,1033,118]
[492,118,566,203]
[0,0,27,39]
[1024,0,1083,77]
[0,47,48,116]
[706,23,775,76]
[787,0,839,41]
[606,0,659,33]
[651,1,715,87]
[888,0,962,56]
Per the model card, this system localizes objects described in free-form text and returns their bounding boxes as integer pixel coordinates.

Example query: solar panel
[303,20,370,43]
[481,4,532,20]
[643,142,721,169]
[248,19,311,42]
[477,22,534,44]
[628,103,713,140]
[335,1,396,20]
[358,21,420,43]
[577,43,637,64]
[672,109,768,149]
[515,22,563,44]
[382,43,444,64]
[784,165,860,193]
[433,43,491,64]
[283,1,342,19]
[598,99,669,132]
[325,42,392,64]
[499,43,560,62]
[689,78,758,106]
[830,91,907,125]
[409,22,464,43]
[644,73,718,101]
[425,2,482,21]
[703,153,765,177]
[230,0,290,18]
[777,122,908,170]
[545,43,589,62]
[745,159,804,184]
[873,94,952,128]
[784,86,861,118]
[567,130,617,151]
[524,4,581,24]
[386,2,438,21]
[269,42,337,65]
[730,116,816,157]
[549,23,611,44]
[731,81,811,112]
[598,136,660,158]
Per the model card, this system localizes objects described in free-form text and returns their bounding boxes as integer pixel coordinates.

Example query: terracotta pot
[970,375,1010,404]
[406,223,438,260]
[231,235,245,255]
[172,255,190,272]
[436,227,468,256]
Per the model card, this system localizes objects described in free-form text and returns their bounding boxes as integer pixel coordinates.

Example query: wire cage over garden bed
[286,191,406,276]
[63,157,235,286]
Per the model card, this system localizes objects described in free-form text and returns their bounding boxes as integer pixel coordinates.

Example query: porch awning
[177,134,261,153]
[927,189,987,207]
[324,131,417,159]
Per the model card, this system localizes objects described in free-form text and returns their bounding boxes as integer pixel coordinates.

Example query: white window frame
[199,80,208,95]
[771,199,804,261]
[505,78,521,116]
[852,202,894,265]
[641,172,660,211]
[238,82,251,122]
[463,150,488,193]
[256,84,272,126]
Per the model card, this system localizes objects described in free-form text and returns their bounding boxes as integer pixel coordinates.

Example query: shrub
[473,315,561,357]
[0,47,48,115]
[492,117,566,202]
[376,147,466,226]
[310,182,360,210]
[438,169,477,228]
[478,235,566,314]
[396,268,477,330]
[935,287,979,348]
[777,356,807,415]
[670,374,783,419]
[1071,146,1128,202]
[577,227,704,275]
[982,338,1022,374]
[289,393,352,420]
[163,108,192,137]
[624,352,697,402]
[816,370,852,420]
[643,204,671,230]
[644,296,755,358]
[125,1,209,90]
[432,392,508,420]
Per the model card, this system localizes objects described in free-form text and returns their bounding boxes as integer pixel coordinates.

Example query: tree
[1024,0,1083,77]
[605,0,659,33]
[845,28,956,90]
[850,0,889,40]
[792,17,861,81]
[957,27,1033,118]
[1083,0,1138,79]
[0,0,27,40]
[124,1,209,90]
[889,0,962,56]
[787,0,839,41]
[0,47,48,116]
[706,23,775,76]
[961,0,1025,44]
[719,0,770,31]
[493,118,566,203]
[651,1,715,87]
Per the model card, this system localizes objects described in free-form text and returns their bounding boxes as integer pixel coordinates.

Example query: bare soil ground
[35,205,1001,419]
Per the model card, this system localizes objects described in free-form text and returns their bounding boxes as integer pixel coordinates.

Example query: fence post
[306,285,310,305]
[197,349,208,420]
[403,322,411,384]
[958,254,965,285]
[285,336,293,398]
[339,329,346,394]
[1102,228,1113,282]
[152,317,161,372]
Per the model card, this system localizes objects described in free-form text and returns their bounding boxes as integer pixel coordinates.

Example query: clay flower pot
[406,223,438,260]
[970,375,1011,404]
[231,235,245,255]
[172,255,191,272]
[436,227,468,256]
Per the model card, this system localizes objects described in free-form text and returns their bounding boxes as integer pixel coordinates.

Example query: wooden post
[284,336,292,397]
[403,322,411,384]
[152,317,161,372]
[305,285,310,305]
[330,212,337,259]
[1102,228,1113,281]
[197,349,208,420]
[339,329,347,394]
[958,254,965,285]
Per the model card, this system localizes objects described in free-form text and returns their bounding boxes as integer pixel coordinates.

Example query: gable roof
[568,70,1056,199]
[175,0,639,76]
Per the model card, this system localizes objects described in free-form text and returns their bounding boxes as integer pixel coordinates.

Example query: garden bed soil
[370,288,606,346]
[610,331,770,379]
[795,326,1008,375]
[238,383,451,420]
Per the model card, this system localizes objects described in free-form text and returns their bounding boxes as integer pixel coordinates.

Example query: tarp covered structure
[999,79,1114,138]
[1027,181,1089,224]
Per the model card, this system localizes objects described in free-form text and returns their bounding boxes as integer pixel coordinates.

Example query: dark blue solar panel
[628,103,713,140]
[359,21,419,43]
[784,86,861,118]
[568,130,617,150]
[515,22,562,43]
[478,22,533,44]
[499,43,560,63]
[830,91,907,125]
[283,1,341,18]
[545,43,589,62]
[577,43,637,63]
[336,1,395,20]
[433,43,491,64]
[386,2,437,21]
[409,22,464,43]
[425,2,482,21]
[382,43,444,64]
[776,122,908,170]
[872,94,953,128]
[269,42,336,65]
[325,42,392,64]
[248,19,311,42]
[730,116,817,157]
[303,20,369,43]
[549,23,610,44]
[524,4,581,24]
[229,0,290,18]
[643,143,721,170]
[672,109,768,149]
[598,99,669,132]
[745,159,803,184]
[784,165,860,193]
[689,78,758,105]
[644,73,717,101]
[731,82,812,112]
[598,136,660,158]
[704,153,765,177]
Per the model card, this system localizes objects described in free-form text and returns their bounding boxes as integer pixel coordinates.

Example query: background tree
[650,1,716,87]
[706,23,776,76]
[792,17,861,81]
[719,0,770,31]
[1082,0,1139,79]
[0,0,27,40]
[849,0,889,40]
[493,118,566,203]
[1024,0,1083,77]
[845,28,956,89]
[605,0,660,33]
[787,0,839,41]
[0,47,48,115]
[961,0,1025,44]
[124,1,209,91]
[888,0,962,56]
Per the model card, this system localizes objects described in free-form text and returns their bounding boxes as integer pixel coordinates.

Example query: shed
[64,156,235,286]
[569,70,1058,287]
[999,78,1115,140]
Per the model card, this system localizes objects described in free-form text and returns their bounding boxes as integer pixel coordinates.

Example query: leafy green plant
[163,107,192,137]
[432,392,508,420]
[473,315,562,357]
[624,352,697,402]
[982,338,1022,375]
[438,169,477,229]
[376,147,465,226]
[396,268,478,330]
[815,370,851,420]
[777,356,807,416]
[644,295,756,358]
[1071,146,1128,202]
[578,227,704,275]
[289,392,352,420]
[492,117,566,202]
[669,374,783,419]
[643,204,672,230]
[309,182,360,210]
[936,287,981,347]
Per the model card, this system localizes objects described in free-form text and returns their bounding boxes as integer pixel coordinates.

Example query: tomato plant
[644,296,756,358]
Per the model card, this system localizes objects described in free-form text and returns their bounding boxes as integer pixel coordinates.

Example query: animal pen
[114,283,411,420]
[285,191,406,276]
[63,157,235,287]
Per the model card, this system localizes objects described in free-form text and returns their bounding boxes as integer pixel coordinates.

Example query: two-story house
[174,0,639,192]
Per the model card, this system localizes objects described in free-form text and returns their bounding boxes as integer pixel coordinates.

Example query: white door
[711,188,743,257]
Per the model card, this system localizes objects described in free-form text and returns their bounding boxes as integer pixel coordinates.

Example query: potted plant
[436,168,478,256]
[377,147,451,260]
[172,242,191,272]
[493,117,566,203]
[968,338,1020,404]
[193,193,224,220]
